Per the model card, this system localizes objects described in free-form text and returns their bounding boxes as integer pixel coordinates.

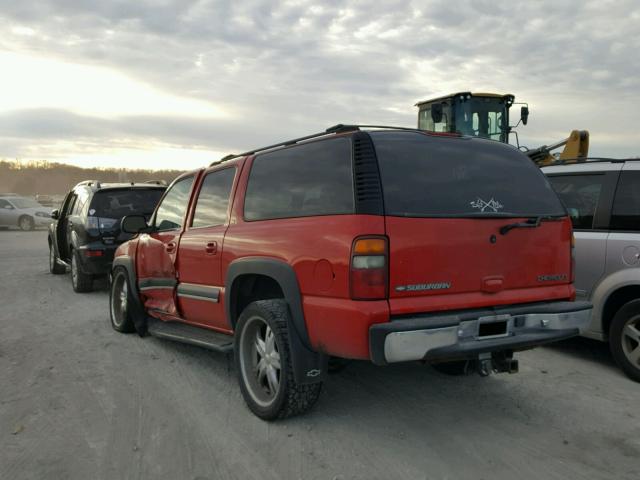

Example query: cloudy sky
[0,0,638,170]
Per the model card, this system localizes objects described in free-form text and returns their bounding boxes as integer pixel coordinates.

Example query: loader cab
[416,92,519,144]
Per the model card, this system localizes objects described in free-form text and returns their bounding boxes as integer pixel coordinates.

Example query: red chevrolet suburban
[110,125,592,419]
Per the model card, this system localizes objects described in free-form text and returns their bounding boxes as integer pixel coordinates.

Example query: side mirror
[4,205,13,210]
[121,215,149,234]
[51,209,60,219]
[431,103,443,124]
[520,106,529,126]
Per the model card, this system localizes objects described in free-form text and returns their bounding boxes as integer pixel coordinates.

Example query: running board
[147,318,234,353]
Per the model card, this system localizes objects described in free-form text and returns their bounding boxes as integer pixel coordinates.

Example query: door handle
[205,241,218,255]
[166,241,177,253]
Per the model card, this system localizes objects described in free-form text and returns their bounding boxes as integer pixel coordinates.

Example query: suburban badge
[395,282,452,292]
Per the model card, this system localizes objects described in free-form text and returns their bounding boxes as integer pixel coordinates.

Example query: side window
[0,199,12,209]
[65,194,78,217]
[610,171,640,231]
[191,168,236,228]
[244,137,354,221]
[547,174,605,230]
[72,192,87,216]
[154,176,194,231]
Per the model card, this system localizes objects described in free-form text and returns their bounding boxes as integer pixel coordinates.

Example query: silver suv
[543,159,640,381]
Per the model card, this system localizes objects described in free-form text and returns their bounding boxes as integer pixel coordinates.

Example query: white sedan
[0,195,53,230]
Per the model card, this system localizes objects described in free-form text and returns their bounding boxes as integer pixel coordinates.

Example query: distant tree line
[0,160,185,195]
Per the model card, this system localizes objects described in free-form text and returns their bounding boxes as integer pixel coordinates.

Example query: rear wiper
[499,216,561,235]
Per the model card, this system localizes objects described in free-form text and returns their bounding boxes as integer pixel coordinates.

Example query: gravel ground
[1,230,638,480]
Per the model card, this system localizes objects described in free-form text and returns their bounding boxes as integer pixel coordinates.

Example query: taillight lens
[350,236,388,300]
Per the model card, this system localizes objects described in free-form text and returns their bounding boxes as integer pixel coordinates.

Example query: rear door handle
[205,241,218,255]
[166,241,177,254]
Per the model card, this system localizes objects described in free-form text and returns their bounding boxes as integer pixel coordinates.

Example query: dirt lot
[1,230,638,480]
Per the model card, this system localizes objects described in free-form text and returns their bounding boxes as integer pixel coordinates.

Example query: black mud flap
[287,318,328,385]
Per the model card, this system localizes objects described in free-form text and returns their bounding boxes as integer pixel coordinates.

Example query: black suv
[48,180,166,292]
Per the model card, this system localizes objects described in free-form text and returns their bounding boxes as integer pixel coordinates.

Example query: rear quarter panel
[223,156,388,359]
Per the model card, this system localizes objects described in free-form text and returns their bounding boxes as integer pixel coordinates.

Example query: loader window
[418,106,450,133]
[454,98,507,142]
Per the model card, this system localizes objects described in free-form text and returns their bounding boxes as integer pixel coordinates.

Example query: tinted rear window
[611,171,640,231]
[371,132,565,217]
[244,137,354,221]
[89,188,164,219]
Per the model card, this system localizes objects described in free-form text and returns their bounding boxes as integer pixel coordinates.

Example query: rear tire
[49,242,66,274]
[609,300,640,382]
[235,299,322,420]
[71,250,93,293]
[18,215,34,231]
[110,268,136,333]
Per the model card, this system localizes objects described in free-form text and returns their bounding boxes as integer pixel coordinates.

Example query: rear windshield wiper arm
[499,216,560,235]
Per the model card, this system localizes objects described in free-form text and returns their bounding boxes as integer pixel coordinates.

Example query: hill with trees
[0,160,185,196]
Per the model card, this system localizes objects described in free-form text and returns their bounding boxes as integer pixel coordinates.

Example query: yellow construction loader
[415,92,589,166]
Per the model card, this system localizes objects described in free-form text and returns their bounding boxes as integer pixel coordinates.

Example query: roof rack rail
[546,157,640,166]
[144,180,168,186]
[209,124,427,166]
[76,180,101,188]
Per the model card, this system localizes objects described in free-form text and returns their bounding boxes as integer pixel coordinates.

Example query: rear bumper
[369,301,592,365]
[76,243,118,275]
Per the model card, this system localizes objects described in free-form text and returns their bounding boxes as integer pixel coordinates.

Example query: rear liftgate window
[244,137,354,221]
[370,131,566,217]
[89,189,164,231]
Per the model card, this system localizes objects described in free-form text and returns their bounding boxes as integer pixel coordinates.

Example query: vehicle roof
[73,182,167,193]
[209,124,510,167]
[0,194,30,200]
[415,92,514,107]
[541,157,640,173]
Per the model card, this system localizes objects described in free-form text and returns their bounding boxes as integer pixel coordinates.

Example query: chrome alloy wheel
[239,316,282,407]
[71,255,78,287]
[110,274,128,328]
[19,216,33,231]
[49,246,55,270]
[621,314,640,368]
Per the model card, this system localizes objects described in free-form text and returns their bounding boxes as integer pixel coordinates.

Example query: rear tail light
[84,249,104,257]
[350,236,388,300]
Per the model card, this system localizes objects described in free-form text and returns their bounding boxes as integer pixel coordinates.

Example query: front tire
[110,268,136,333]
[18,215,34,231]
[71,250,93,293]
[235,299,322,420]
[610,300,640,382]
